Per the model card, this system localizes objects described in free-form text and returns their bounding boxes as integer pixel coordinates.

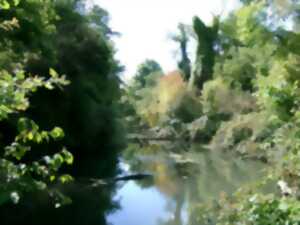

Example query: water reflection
[0,142,264,225]
[108,142,264,225]
[0,153,121,225]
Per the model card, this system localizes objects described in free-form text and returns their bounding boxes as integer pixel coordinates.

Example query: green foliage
[190,1,300,222]
[0,0,76,208]
[0,0,122,223]
[191,16,219,90]
[11,0,125,177]
[200,192,300,224]
[214,43,277,91]
[134,59,163,87]
[208,120,300,224]
[0,69,73,207]
[0,69,68,120]
[202,77,256,115]
[172,93,202,123]
[0,0,20,9]
[255,54,300,121]
[235,1,271,45]
[210,113,267,155]
[171,23,192,80]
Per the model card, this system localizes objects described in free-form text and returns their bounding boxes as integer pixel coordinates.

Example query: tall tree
[0,1,123,224]
[0,0,124,177]
[189,16,219,90]
[171,23,192,81]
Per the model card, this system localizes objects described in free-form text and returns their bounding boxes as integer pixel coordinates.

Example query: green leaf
[59,174,73,184]
[62,148,73,165]
[15,145,30,160]
[50,175,56,182]
[27,132,34,140]
[17,118,28,132]
[16,71,25,80]
[50,127,64,139]
[52,154,64,170]
[13,0,20,6]
[0,1,10,9]
[41,131,50,142]
[45,82,54,90]
[49,68,58,78]
[35,133,42,143]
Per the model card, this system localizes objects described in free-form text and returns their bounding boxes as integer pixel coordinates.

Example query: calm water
[107,142,264,225]
[1,142,264,225]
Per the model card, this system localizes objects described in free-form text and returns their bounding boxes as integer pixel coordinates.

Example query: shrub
[202,77,256,116]
[210,113,269,155]
[172,92,202,123]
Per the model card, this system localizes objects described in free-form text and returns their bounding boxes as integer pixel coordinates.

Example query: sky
[93,0,241,81]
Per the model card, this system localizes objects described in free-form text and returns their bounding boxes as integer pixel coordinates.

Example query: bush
[132,71,187,127]
[255,54,300,122]
[172,92,203,123]
[202,77,256,116]
[210,113,269,155]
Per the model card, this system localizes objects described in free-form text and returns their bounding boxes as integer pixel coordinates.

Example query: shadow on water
[0,152,121,225]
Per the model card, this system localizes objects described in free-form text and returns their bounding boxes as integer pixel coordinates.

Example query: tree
[0,1,73,207]
[0,1,123,223]
[189,16,219,90]
[192,1,300,223]
[17,0,125,177]
[171,23,192,81]
[134,59,163,87]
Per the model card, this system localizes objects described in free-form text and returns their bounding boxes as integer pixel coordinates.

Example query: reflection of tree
[1,182,120,225]
[125,143,200,225]
[124,142,264,225]
[173,192,184,225]
[1,150,122,225]
[157,192,184,225]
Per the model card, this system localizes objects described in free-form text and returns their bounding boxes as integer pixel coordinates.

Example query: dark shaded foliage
[192,16,219,90]
[0,0,124,177]
[172,23,192,80]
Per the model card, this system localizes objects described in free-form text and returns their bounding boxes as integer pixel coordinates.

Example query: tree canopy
[134,59,163,87]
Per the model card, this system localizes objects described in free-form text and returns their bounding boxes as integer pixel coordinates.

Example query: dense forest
[1,0,300,224]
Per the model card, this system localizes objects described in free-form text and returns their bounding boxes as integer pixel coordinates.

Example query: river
[107,141,264,225]
[0,141,264,225]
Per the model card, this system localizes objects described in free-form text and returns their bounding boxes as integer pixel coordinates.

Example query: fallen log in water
[88,173,153,187]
